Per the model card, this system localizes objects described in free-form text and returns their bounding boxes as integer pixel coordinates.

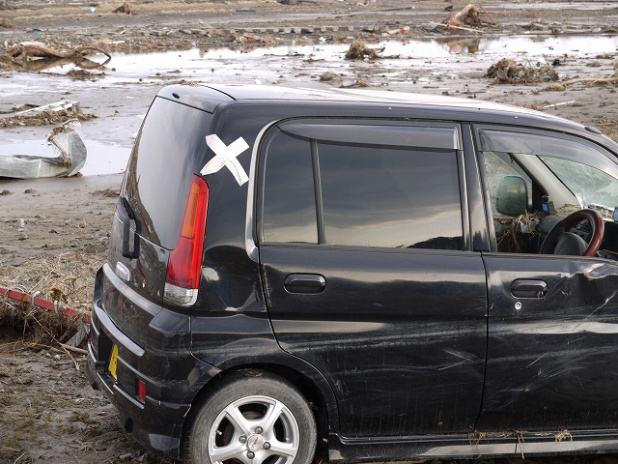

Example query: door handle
[511,279,547,298]
[284,274,326,294]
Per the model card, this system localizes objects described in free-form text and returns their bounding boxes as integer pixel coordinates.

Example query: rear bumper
[86,302,190,458]
[86,266,220,459]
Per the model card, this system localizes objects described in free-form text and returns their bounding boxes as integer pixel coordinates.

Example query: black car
[87,83,618,464]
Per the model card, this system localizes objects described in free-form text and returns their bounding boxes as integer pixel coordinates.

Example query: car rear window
[123,97,213,249]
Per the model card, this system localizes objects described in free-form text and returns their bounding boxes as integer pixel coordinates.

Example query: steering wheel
[540,209,604,257]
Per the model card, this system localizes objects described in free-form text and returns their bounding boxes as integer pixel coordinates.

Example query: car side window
[478,127,618,254]
[260,120,464,251]
[319,143,462,249]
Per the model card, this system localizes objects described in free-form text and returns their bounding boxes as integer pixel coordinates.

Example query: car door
[257,119,488,438]
[476,126,618,430]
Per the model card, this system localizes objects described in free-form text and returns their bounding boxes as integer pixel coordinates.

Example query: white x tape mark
[201,134,250,186]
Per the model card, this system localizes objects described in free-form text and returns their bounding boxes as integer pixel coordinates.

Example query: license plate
[108,344,119,380]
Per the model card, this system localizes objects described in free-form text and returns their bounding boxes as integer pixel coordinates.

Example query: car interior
[482,148,618,259]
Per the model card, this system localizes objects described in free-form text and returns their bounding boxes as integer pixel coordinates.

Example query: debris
[1,40,111,72]
[3,40,110,61]
[0,100,95,128]
[0,120,87,179]
[555,428,572,443]
[447,4,486,27]
[113,3,135,14]
[345,40,384,60]
[561,77,618,87]
[0,18,14,28]
[543,100,576,109]
[11,100,79,117]
[341,78,368,88]
[235,32,272,44]
[320,72,338,82]
[436,4,495,31]
[0,284,90,345]
[64,323,89,348]
[543,83,566,92]
[486,58,559,84]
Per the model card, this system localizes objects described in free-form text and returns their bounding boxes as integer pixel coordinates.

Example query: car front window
[480,128,618,219]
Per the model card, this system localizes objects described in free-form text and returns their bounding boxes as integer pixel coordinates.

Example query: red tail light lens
[137,378,147,403]
[164,175,209,306]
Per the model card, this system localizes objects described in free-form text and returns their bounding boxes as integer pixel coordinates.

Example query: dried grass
[0,251,99,344]
[496,211,542,253]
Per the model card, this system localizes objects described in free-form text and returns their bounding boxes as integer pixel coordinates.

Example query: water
[29,34,618,81]
[1,34,616,176]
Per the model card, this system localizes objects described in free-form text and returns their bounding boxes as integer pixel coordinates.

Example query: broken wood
[562,77,618,87]
[431,22,482,33]
[59,343,88,356]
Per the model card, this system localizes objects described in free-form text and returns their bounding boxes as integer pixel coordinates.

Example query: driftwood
[562,77,618,87]
[3,41,110,61]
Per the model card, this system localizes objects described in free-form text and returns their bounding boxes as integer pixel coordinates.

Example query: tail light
[164,175,209,306]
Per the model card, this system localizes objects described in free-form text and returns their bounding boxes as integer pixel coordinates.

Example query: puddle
[0,139,129,177]
[21,34,618,81]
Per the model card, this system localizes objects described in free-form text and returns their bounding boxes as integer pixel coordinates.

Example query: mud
[1,0,618,463]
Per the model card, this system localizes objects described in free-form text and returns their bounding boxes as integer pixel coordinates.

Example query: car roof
[156,83,595,138]
[207,83,536,114]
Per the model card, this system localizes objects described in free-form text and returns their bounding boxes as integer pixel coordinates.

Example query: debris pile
[113,2,135,14]
[345,40,384,60]
[0,101,96,128]
[0,285,87,346]
[487,58,559,84]
[0,252,96,346]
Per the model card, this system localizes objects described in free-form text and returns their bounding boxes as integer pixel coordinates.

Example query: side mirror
[497,175,528,216]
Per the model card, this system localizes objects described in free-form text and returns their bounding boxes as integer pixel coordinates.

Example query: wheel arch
[182,362,337,460]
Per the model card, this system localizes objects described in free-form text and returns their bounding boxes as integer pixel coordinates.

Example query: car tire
[185,372,317,464]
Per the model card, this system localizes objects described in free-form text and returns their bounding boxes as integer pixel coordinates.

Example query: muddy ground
[1,0,618,463]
